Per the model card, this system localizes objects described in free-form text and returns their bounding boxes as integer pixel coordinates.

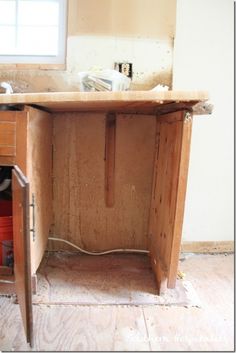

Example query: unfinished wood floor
[0,253,234,351]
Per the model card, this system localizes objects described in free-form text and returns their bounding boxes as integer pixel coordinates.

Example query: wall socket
[114,62,133,79]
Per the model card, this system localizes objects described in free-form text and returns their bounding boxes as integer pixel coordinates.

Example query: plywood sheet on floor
[32,253,199,306]
[0,254,234,352]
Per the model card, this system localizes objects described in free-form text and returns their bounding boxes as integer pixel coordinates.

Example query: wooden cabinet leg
[148,111,192,293]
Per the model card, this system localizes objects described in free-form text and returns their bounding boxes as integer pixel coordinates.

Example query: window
[0,0,67,65]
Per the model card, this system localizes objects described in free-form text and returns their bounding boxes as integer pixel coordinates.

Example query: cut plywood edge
[181,241,234,253]
[0,91,209,114]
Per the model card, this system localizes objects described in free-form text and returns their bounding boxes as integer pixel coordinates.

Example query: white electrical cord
[0,279,14,284]
[48,237,149,255]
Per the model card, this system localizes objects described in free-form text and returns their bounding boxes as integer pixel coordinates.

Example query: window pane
[0,0,16,25]
[18,0,59,26]
[0,26,15,54]
[17,26,58,55]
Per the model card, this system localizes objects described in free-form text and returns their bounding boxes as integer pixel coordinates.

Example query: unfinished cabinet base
[0,91,208,345]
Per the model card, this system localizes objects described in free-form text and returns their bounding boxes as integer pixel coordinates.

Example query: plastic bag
[78,69,131,92]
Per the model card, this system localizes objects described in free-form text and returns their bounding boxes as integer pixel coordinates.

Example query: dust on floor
[0,253,234,351]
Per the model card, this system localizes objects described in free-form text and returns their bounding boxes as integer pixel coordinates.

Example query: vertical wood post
[105,113,116,207]
[167,112,193,288]
[148,111,193,293]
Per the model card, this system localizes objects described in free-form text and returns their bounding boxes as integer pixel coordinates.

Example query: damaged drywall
[0,0,176,92]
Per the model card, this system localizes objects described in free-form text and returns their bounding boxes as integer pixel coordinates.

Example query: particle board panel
[26,107,53,274]
[51,112,156,251]
[149,111,192,293]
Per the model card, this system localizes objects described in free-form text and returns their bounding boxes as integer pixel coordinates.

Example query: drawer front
[0,121,16,156]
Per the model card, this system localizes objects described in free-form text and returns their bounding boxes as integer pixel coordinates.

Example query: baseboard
[181,241,234,253]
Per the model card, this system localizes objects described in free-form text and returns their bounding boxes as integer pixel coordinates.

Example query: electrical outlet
[114,62,133,79]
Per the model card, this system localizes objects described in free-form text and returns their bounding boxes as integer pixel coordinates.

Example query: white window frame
[0,0,67,66]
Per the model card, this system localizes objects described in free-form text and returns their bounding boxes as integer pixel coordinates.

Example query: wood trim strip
[181,241,234,253]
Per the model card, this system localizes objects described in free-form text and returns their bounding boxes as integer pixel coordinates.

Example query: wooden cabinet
[0,91,208,346]
[0,111,27,169]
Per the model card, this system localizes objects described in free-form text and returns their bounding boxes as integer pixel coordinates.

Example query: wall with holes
[0,0,176,92]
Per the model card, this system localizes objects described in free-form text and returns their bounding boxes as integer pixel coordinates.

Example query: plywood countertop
[0,91,209,114]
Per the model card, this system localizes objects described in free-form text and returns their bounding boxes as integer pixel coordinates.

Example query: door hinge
[184,111,192,123]
[30,194,36,242]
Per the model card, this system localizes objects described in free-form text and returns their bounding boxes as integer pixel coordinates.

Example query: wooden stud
[105,113,116,207]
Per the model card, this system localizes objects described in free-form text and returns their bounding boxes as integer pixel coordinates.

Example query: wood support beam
[105,113,116,207]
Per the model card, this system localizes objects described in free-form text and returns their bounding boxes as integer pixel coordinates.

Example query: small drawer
[0,121,16,156]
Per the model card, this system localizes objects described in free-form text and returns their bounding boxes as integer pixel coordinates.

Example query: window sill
[0,63,66,71]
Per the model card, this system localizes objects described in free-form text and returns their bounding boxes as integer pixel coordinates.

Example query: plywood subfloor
[0,253,200,307]
[0,253,234,351]
[34,253,200,306]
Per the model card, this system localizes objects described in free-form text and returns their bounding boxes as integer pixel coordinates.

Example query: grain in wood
[148,111,192,292]
[52,112,156,251]
[26,107,53,274]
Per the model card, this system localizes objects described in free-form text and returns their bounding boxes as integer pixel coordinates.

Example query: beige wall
[0,0,176,92]
[68,0,175,38]
[173,0,234,241]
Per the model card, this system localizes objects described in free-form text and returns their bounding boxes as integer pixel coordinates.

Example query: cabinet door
[12,166,33,347]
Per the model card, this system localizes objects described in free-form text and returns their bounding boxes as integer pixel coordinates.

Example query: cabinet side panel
[27,107,53,274]
[148,111,192,293]
[52,112,156,251]
[167,113,192,287]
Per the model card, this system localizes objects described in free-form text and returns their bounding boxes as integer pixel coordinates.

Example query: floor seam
[142,306,152,351]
